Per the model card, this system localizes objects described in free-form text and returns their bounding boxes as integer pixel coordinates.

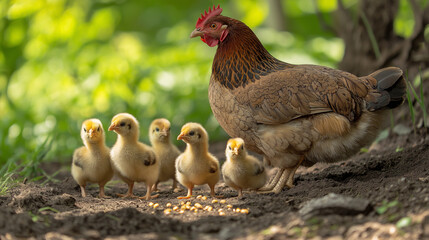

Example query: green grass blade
[405,82,416,134]
[361,12,381,59]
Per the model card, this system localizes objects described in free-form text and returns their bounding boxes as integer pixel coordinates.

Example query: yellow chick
[149,118,182,192]
[71,119,113,198]
[175,122,220,199]
[222,138,267,198]
[109,113,160,200]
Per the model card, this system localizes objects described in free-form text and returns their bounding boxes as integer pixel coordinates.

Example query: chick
[175,122,220,199]
[71,119,113,198]
[109,113,160,200]
[149,118,181,192]
[222,138,267,198]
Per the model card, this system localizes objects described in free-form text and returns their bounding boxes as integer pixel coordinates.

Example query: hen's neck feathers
[212,16,291,90]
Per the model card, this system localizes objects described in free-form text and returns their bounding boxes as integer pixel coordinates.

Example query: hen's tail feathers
[366,67,406,111]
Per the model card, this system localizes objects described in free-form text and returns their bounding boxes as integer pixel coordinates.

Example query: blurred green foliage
[0,0,413,178]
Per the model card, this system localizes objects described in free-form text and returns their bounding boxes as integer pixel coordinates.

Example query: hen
[190,6,406,193]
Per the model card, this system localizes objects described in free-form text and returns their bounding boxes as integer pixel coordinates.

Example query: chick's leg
[237,189,244,199]
[209,184,223,198]
[98,183,108,198]
[173,179,182,193]
[177,184,194,199]
[117,181,138,198]
[79,185,87,198]
[151,182,159,192]
[141,182,159,200]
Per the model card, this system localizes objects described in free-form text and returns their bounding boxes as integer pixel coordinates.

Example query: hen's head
[81,118,105,145]
[190,5,231,47]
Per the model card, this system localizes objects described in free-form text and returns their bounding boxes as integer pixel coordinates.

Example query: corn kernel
[148,202,154,207]
[219,212,226,216]
[173,206,179,211]
[227,204,233,209]
[235,208,241,212]
[220,200,226,204]
[194,203,203,209]
[212,199,218,204]
[153,203,160,209]
[166,203,172,208]
[179,210,185,214]
[202,196,208,200]
[196,195,202,199]
[240,209,249,214]
[190,206,196,211]
[164,209,172,215]
[218,208,224,212]
[186,201,191,205]
[206,206,213,212]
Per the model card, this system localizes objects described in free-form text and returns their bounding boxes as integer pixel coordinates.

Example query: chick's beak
[160,131,168,137]
[190,28,204,38]
[108,123,117,131]
[88,129,94,138]
[177,132,186,141]
[232,148,239,155]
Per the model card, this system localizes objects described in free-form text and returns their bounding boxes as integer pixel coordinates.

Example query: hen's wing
[241,65,369,125]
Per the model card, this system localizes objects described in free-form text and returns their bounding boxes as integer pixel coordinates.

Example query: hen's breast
[209,77,261,154]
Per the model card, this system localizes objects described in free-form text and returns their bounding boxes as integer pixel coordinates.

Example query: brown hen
[190,6,406,193]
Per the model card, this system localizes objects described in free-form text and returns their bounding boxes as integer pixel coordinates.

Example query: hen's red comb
[196,5,223,28]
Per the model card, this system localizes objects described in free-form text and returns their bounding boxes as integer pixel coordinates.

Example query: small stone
[299,193,372,220]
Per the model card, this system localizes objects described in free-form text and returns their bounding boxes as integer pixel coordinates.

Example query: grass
[0,135,57,195]
[406,70,428,133]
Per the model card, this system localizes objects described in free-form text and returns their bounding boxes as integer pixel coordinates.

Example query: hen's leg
[286,156,305,188]
[259,168,284,191]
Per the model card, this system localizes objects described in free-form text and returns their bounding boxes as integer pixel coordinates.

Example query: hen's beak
[190,29,204,38]
[108,123,117,131]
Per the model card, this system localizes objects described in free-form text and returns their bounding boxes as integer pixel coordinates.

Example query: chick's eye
[189,131,195,136]
[210,23,216,29]
[228,146,232,150]
[97,127,100,132]
[241,145,244,150]
[155,128,159,132]
[120,122,125,127]
[83,128,87,132]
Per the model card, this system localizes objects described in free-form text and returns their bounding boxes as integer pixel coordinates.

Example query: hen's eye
[155,128,159,132]
[120,122,126,127]
[210,23,216,29]
[189,131,195,136]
